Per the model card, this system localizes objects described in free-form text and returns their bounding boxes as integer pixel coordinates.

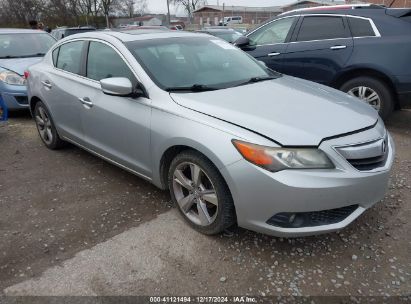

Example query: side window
[297,16,349,41]
[86,41,136,85]
[248,17,296,45]
[348,17,376,37]
[52,47,59,66]
[56,41,84,74]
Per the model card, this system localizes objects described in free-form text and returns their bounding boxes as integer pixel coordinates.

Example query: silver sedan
[26,31,394,237]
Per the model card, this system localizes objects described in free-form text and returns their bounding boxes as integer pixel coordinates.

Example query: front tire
[168,150,236,235]
[34,101,66,149]
[340,76,394,119]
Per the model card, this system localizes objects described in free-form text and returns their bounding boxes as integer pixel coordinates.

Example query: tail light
[24,71,30,79]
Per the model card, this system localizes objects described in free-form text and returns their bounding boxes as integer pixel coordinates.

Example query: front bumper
[222,125,395,237]
[0,82,29,110]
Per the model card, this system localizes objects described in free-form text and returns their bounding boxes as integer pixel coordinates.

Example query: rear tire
[168,150,236,235]
[34,101,66,149]
[340,76,394,120]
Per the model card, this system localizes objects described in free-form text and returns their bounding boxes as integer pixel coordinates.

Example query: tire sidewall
[34,101,60,149]
[340,77,393,120]
[168,151,234,235]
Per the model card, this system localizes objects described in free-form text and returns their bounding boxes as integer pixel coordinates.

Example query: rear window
[56,41,84,74]
[348,17,376,37]
[297,16,349,41]
[52,47,59,66]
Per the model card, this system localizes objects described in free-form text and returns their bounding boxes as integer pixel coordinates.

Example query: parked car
[0,29,56,110]
[219,16,243,26]
[27,31,394,237]
[51,26,96,40]
[170,25,184,31]
[196,28,243,43]
[234,4,411,119]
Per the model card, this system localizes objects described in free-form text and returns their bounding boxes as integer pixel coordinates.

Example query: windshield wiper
[20,53,46,58]
[165,84,219,92]
[0,55,19,59]
[234,76,277,87]
[0,53,45,59]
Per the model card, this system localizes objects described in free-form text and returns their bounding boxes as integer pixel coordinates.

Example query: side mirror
[100,77,134,97]
[233,36,250,48]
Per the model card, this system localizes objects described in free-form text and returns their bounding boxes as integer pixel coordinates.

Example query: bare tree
[135,0,147,16]
[124,0,135,18]
[100,0,113,27]
[172,0,206,22]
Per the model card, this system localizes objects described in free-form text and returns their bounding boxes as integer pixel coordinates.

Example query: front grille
[347,153,388,171]
[15,96,28,105]
[335,136,388,171]
[267,205,359,228]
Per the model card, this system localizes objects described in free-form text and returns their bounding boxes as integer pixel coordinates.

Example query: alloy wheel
[347,86,381,111]
[172,162,219,226]
[35,105,53,145]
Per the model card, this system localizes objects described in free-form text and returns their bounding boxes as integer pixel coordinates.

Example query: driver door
[79,41,152,177]
[244,16,299,73]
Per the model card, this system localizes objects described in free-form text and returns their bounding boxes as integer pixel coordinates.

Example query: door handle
[268,52,281,56]
[41,80,52,89]
[330,45,347,50]
[78,97,93,107]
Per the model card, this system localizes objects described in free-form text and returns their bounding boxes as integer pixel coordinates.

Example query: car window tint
[248,17,295,45]
[297,16,349,41]
[86,41,136,85]
[348,17,375,37]
[52,47,59,66]
[56,41,84,74]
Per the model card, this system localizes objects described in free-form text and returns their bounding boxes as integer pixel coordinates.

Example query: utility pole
[166,0,171,25]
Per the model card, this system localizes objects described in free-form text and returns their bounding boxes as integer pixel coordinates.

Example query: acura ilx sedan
[26,31,394,237]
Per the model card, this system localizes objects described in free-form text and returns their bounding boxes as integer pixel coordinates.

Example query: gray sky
[147,0,296,15]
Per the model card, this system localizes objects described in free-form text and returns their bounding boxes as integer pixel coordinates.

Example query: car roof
[280,4,386,18]
[199,29,236,33]
[53,27,96,31]
[65,30,204,42]
[0,28,48,34]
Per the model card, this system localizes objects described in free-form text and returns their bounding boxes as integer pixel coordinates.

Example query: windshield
[213,31,243,43]
[0,33,56,58]
[126,37,278,91]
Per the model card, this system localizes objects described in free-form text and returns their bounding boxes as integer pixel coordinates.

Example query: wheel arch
[157,142,229,191]
[331,67,399,107]
[29,96,42,116]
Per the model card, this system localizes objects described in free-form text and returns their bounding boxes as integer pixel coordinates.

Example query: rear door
[79,40,152,177]
[40,40,87,143]
[282,15,353,84]
[244,16,298,72]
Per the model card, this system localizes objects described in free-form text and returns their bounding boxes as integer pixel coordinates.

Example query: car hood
[0,57,43,75]
[170,76,379,146]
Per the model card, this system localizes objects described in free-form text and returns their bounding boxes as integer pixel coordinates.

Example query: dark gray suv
[235,4,411,119]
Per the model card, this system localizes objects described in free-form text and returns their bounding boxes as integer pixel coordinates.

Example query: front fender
[150,107,243,189]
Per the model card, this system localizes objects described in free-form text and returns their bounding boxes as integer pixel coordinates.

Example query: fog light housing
[266,205,359,228]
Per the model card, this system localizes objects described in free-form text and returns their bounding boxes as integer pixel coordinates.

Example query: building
[112,15,163,27]
[192,5,283,26]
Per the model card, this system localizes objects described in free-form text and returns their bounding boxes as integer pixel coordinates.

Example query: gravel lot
[0,110,410,297]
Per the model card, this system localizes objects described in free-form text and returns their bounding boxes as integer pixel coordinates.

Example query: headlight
[232,140,334,172]
[0,70,26,85]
